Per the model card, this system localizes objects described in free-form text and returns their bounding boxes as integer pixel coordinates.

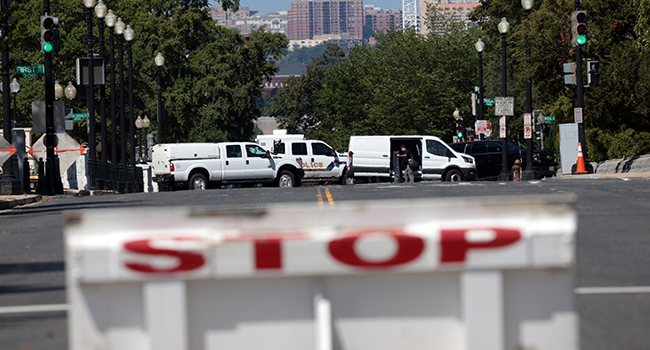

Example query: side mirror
[331,150,336,157]
[266,151,271,159]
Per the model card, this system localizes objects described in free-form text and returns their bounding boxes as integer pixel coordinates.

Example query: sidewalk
[0,194,42,210]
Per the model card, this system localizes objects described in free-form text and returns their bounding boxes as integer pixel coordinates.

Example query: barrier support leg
[314,291,332,350]
[144,280,187,350]
[462,270,504,350]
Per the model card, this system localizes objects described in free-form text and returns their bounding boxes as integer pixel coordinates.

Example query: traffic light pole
[575,0,588,168]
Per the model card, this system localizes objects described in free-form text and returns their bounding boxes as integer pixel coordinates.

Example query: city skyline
[209,0,403,15]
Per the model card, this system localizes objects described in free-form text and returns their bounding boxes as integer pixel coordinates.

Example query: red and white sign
[475,120,491,134]
[66,197,576,283]
[524,113,532,139]
[0,137,16,165]
[499,116,507,138]
[65,197,578,350]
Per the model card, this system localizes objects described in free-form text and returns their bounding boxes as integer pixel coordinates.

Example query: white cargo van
[347,135,477,182]
[256,132,350,184]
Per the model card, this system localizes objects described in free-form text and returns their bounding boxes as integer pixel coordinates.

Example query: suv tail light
[170,162,175,171]
[348,151,353,167]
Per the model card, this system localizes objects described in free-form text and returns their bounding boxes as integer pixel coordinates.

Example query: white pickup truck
[256,133,350,184]
[151,142,304,190]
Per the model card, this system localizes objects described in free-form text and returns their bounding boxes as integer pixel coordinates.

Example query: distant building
[262,63,308,92]
[419,0,480,35]
[211,7,288,35]
[287,0,364,41]
[364,5,402,33]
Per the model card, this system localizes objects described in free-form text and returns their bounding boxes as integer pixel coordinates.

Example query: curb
[0,195,43,210]
[555,172,650,180]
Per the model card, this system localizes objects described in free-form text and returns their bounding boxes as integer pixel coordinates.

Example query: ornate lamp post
[94,0,107,164]
[124,25,135,167]
[475,37,485,136]
[497,17,510,181]
[155,52,165,144]
[521,0,537,180]
[105,9,117,165]
[143,115,150,161]
[135,115,143,163]
[115,18,126,164]
[83,0,96,161]
[64,82,77,136]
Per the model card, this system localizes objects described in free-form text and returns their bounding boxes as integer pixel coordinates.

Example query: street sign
[0,137,16,164]
[499,116,507,138]
[15,65,44,79]
[495,97,514,116]
[544,116,556,124]
[574,108,583,123]
[73,113,87,121]
[475,120,491,134]
[483,98,495,107]
[524,113,532,139]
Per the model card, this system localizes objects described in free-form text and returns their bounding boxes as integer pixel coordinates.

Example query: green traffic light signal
[457,131,463,138]
[43,42,54,53]
[576,35,587,46]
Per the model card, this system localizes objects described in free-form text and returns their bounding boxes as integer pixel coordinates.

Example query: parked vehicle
[449,140,558,179]
[347,135,477,182]
[256,132,350,184]
[151,142,304,190]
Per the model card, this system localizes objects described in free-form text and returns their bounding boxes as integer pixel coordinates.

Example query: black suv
[449,140,557,179]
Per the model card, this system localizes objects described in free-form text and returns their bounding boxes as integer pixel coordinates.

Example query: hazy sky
[210,0,404,14]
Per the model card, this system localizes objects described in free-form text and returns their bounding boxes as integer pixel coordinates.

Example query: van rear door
[350,137,391,177]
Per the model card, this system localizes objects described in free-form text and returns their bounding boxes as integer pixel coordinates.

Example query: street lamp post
[95,0,107,165]
[497,17,510,181]
[105,10,117,166]
[65,81,77,118]
[124,25,135,167]
[135,115,143,163]
[155,52,165,144]
[124,25,136,193]
[115,17,126,193]
[143,115,150,162]
[83,0,96,160]
[521,0,537,180]
[475,37,485,140]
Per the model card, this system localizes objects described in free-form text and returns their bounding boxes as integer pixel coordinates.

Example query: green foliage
[0,0,290,156]
[280,42,347,64]
[588,127,650,161]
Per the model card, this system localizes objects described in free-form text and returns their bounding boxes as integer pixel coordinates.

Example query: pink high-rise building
[364,5,402,33]
[288,0,363,40]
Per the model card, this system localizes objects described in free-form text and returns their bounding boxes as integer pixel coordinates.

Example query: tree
[1,0,287,154]
[270,43,345,135]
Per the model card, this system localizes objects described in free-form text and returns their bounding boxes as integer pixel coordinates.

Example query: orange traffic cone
[575,142,587,174]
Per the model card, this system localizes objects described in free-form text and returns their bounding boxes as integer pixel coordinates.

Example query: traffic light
[456,118,464,139]
[40,15,60,53]
[588,61,601,84]
[571,10,587,47]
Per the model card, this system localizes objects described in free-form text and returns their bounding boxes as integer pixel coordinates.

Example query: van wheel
[276,170,295,187]
[188,173,208,190]
[339,170,354,185]
[445,169,462,182]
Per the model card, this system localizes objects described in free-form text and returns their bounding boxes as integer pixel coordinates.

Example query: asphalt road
[1,177,650,350]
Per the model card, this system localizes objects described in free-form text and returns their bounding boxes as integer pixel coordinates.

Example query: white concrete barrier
[65,195,578,350]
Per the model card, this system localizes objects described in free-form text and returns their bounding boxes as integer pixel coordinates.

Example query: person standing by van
[397,145,414,183]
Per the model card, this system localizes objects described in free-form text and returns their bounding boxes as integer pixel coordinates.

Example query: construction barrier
[65,195,578,350]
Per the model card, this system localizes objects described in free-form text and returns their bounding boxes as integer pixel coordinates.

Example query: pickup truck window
[292,143,308,156]
[226,145,242,158]
[246,145,268,158]
[312,142,333,156]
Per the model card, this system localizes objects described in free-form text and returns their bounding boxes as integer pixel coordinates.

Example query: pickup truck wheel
[445,169,462,182]
[277,170,295,188]
[188,173,208,190]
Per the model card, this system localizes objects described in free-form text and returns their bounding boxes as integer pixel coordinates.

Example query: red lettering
[440,228,521,263]
[328,230,424,268]
[255,239,282,270]
[123,237,205,274]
